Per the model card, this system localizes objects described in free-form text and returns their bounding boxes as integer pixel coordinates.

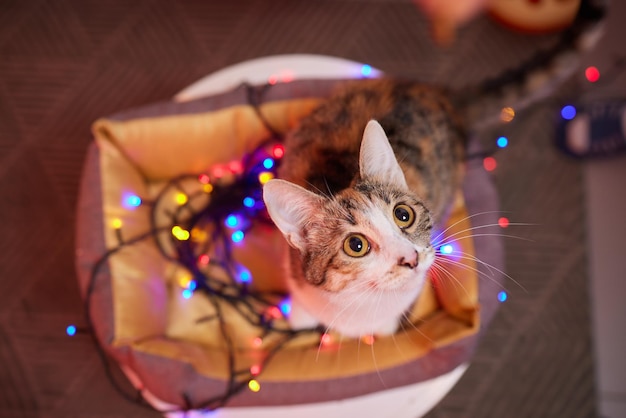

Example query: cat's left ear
[359,120,408,190]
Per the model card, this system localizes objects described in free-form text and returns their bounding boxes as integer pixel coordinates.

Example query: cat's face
[264,120,435,293]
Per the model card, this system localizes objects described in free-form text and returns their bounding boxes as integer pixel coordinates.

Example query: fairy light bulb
[252,337,263,347]
[483,157,497,172]
[182,289,193,299]
[203,183,214,193]
[225,214,239,228]
[250,364,261,376]
[172,226,190,241]
[231,230,245,243]
[561,105,576,120]
[111,218,123,229]
[362,334,375,345]
[585,66,600,83]
[248,379,261,392]
[440,244,454,255]
[361,64,373,77]
[123,193,142,208]
[243,197,255,208]
[198,173,210,184]
[236,264,252,283]
[279,299,291,316]
[262,158,274,170]
[258,172,274,185]
[497,291,508,303]
[175,193,188,205]
[198,254,210,265]
[66,325,77,336]
[178,274,193,289]
[272,144,285,159]
[500,107,515,123]
[321,333,332,346]
[497,136,508,148]
[498,217,510,228]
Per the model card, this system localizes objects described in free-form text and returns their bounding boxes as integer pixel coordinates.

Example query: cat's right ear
[263,179,324,251]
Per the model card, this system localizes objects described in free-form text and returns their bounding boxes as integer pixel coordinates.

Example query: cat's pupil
[395,207,410,222]
[349,236,364,252]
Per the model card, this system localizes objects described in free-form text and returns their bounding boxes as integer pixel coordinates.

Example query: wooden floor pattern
[0,1,605,416]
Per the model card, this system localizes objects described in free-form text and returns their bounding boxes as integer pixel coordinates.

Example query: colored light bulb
[497,291,508,302]
[561,105,576,120]
[66,325,77,336]
[497,136,508,148]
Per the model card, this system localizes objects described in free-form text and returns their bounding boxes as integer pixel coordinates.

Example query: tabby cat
[263,81,465,337]
[262,0,605,337]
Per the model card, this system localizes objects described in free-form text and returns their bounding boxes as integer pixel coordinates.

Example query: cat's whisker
[429,262,471,300]
[436,232,534,250]
[433,222,535,248]
[431,211,507,244]
[436,251,527,293]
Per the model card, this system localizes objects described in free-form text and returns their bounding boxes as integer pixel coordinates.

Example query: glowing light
[561,105,576,120]
[123,193,142,208]
[172,226,190,241]
[263,158,275,169]
[203,184,214,193]
[198,254,210,265]
[362,334,375,345]
[175,193,188,205]
[191,228,208,242]
[497,291,508,303]
[483,157,497,172]
[497,136,508,148]
[243,197,255,208]
[111,218,123,229]
[66,325,77,336]
[361,64,372,77]
[267,306,281,319]
[231,230,245,243]
[321,333,332,346]
[248,379,261,392]
[182,289,193,299]
[188,280,197,291]
[178,274,193,289]
[213,166,225,178]
[228,160,243,174]
[236,264,252,282]
[279,299,291,316]
[250,364,261,376]
[268,75,278,85]
[272,144,285,159]
[585,66,600,83]
[225,214,239,228]
[198,173,210,184]
[498,217,510,228]
[500,107,515,123]
[258,172,274,185]
[252,337,263,347]
[440,244,454,255]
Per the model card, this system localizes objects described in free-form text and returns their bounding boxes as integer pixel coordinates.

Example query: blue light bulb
[361,64,372,77]
[497,136,508,148]
[225,214,239,228]
[561,105,576,120]
[440,244,454,255]
[497,291,508,303]
[263,158,274,169]
[182,289,193,299]
[243,197,255,208]
[66,325,77,336]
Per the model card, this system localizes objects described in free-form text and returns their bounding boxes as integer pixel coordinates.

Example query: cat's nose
[397,251,418,269]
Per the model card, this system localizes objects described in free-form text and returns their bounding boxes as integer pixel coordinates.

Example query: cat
[262,0,606,338]
[263,80,466,338]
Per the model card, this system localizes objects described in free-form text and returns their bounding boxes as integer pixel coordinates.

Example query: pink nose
[397,251,418,269]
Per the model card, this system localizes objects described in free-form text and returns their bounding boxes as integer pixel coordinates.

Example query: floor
[0,1,624,417]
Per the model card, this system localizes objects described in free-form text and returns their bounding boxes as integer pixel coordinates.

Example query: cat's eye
[343,234,370,257]
[393,204,415,229]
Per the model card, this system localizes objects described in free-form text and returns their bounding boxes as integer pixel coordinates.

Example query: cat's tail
[455,0,607,131]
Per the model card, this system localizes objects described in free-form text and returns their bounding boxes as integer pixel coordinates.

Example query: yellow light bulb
[172,226,190,240]
[203,184,214,194]
[248,379,261,392]
[175,193,188,205]
[258,172,274,185]
[111,218,123,229]
[178,274,192,289]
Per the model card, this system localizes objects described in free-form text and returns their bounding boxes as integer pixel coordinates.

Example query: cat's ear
[359,120,408,190]
[263,179,325,251]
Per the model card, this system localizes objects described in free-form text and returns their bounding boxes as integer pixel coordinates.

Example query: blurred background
[0,0,624,417]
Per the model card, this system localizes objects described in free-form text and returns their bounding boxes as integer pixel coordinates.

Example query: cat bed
[75,75,504,415]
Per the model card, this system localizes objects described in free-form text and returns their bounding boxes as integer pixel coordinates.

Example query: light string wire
[81,83,325,414]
